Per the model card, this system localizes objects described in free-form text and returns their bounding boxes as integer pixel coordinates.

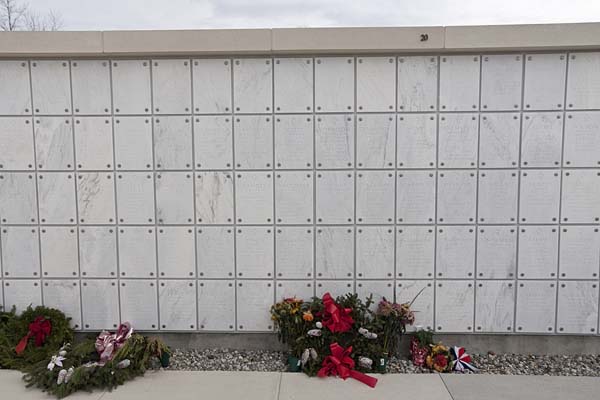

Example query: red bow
[15,316,52,355]
[317,343,377,388]
[320,293,354,333]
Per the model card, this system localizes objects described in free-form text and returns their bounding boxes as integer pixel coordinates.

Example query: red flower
[434,354,448,369]
[320,293,354,333]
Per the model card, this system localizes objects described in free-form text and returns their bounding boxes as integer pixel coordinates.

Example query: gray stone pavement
[2,370,600,400]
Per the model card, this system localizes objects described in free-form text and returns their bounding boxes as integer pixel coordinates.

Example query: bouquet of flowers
[374,298,416,356]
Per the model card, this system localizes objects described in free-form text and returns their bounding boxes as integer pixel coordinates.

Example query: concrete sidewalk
[2,370,600,400]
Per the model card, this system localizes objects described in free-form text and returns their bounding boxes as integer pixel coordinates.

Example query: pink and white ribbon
[95,322,133,365]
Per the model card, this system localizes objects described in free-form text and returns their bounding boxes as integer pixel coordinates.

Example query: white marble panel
[315,114,354,169]
[38,172,76,224]
[40,227,79,278]
[234,116,273,169]
[557,281,598,334]
[118,227,157,278]
[316,227,354,279]
[71,60,111,115]
[396,226,435,279]
[479,113,520,168]
[34,117,74,170]
[519,170,561,223]
[235,171,273,224]
[518,226,559,279]
[195,172,233,224]
[274,57,313,113]
[356,226,394,279]
[480,54,523,111]
[194,116,233,169]
[516,280,556,333]
[30,60,71,115]
[356,281,394,309]
[74,117,113,170]
[476,226,517,279]
[438,113,479,168]
[356,56,396,112]
[521,112,563,167]
[315,57,354,112]
[236,227,274,279]
[192,59,232,113]
[155,172,194,224]
[396,280,434,331]
[43,280,82,330]
[566,52,600,109]
[436,226,476,279]
[356,114,395,169]
[524,53,566,110]
[79,226,117,278]
[275,171,313,224]
[274,115,313,169]
[0,172,37,224]
[120,280,158,330]
[233,58,272,113]
[77,172,116,224]
[275,227,313,279]
[561,170,600,223]
[0,60,31,115]
[3,280,42,313]
[397,114,436,168]
[1,227,40,278]
[478,170,518,223]
[197,226,234,279]
[237,280,274,331]
[356,171,395,224]
[435,280,475,333]
[157,227,195,278]
[475,280,515,333]
[114,117,153,170]
[316,171,354,224]
[276,281,314,302]
[397,171,436,224]
[439,55,480,111]
[111,60,151,114]
[397,56,438,112]
[437,170,477,224]
[154,116,193,170]
[116,172,155,224]
[559,226,600,279]
[159,280,197,330]
[81,279,119,330]
[198,280,235,331]
[0,117,34,170]
[316,281,354,298]
[152,59,191,114]
[564,112,600,167]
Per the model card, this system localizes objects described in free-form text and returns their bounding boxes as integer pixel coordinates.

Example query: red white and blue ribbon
[451,346,477,372]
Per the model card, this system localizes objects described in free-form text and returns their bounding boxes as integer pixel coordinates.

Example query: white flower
[307,329,322,337]
[57,369,67,385]
[116,359,131,369]
[47,355,66,371]
[358,357,373,369]
[65,367,75,383]
[315,322,323,329]
[59,350,67,357]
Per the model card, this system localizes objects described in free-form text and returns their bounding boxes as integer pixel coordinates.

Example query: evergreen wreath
[0,306,74,370]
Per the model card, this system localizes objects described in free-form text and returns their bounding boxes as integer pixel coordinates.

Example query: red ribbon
[15,316,52,355]
[317,343,378,388]
[320,292,354,333]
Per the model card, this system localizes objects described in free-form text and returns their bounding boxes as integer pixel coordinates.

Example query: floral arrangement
[23,322,171,398]
[271,292,417,386]
[409,328,476,373]
[0,306,74,370]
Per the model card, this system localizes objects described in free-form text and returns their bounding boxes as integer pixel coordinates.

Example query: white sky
[28,0,600,30]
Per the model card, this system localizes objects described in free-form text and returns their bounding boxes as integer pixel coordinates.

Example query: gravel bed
[162,349,600,376]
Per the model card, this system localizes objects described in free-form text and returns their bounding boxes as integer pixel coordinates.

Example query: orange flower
[302,311,314,322]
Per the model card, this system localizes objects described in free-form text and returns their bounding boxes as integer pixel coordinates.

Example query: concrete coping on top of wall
[1,22,600,56]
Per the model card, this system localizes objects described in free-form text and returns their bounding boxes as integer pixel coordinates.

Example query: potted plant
[270,297,309,372]
[373,298,416,372]
[409,328,434,367]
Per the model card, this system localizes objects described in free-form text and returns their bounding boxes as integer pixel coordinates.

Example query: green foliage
[23,333,169,398]
[411,328,434,347]
[0,306,74,370]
